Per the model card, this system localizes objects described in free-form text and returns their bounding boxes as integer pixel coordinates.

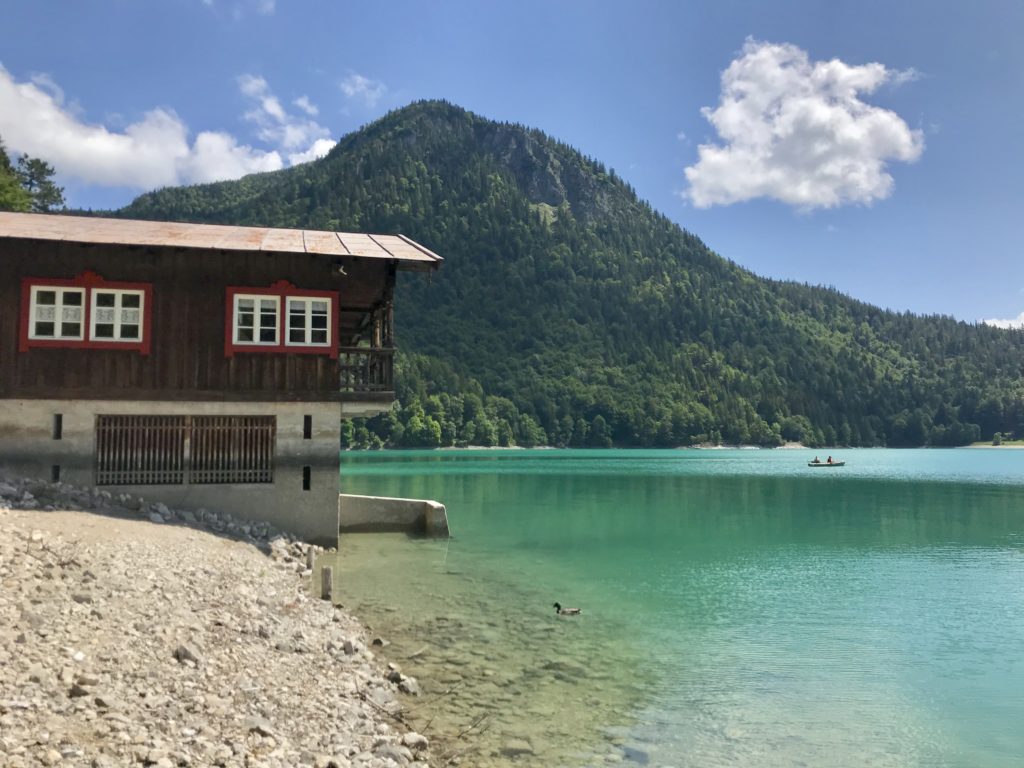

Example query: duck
[553,602,581,616]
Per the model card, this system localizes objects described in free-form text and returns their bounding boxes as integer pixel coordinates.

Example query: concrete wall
[338,493,449,537]
[0,399,342,546]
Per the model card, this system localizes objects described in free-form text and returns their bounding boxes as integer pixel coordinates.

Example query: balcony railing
[339,347,394,394]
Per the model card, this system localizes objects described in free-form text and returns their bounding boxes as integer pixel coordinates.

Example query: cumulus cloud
[0,64,281,189]
[684,39,925,210]
[982,313,1024,330]
[238,74,335,155]
[340,73,386,107]
[288,138,336,166]
[0,66,339,194]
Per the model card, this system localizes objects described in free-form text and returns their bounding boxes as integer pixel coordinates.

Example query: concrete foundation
[338,493,449,537]
[0,399,342,546]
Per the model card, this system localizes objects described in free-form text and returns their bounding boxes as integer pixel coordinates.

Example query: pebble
[0,474,433,768]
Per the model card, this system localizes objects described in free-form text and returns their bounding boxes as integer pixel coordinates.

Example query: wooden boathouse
[0,211,442,543]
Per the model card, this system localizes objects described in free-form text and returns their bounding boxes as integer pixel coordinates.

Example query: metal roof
[0,212,443,270]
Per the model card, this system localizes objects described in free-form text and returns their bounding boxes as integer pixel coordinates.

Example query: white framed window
[286,297,331,347]
[233,294,280,345]
[29,286,85,340]
[90,289,144,342]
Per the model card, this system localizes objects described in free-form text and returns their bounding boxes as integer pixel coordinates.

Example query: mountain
[118,100,1024,448]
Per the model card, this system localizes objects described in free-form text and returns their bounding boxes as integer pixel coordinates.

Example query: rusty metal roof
[0,212,443,270]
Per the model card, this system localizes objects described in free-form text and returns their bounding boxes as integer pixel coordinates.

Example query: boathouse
[0,212,442,544]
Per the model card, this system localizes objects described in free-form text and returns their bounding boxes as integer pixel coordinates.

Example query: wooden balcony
[338,346,395,400]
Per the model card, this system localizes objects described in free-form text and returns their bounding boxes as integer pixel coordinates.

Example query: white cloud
[0,65,342,195]
[0,64,282,189]
[293,95,318,116]
[237,73,336,156]
[889,67,922,86]
[180,131,282,183]
[982,312,1024,330]
[684,39,925,210]
[340,73,386,108]
[676,130,688,142]
[288,138,336,165]
[29,72,65,105]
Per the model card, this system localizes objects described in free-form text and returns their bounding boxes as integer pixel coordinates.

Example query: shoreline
[0,475,433,768]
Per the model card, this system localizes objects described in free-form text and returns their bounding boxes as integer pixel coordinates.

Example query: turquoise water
[327,449,1024,767]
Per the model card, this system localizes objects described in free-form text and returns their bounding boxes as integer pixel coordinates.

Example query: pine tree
[16,155,65,212]
[0,137,31,212]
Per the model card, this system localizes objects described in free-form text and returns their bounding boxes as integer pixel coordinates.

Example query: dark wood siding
[0,238,392,401]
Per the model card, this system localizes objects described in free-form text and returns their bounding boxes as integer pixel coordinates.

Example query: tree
[0,137,31,212]
[16,155,65,212]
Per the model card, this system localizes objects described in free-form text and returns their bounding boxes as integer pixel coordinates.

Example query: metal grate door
[189,415,276,484]
[95,415,187,485]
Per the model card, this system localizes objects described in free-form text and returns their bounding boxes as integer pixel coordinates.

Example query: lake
[323,448,1024,767]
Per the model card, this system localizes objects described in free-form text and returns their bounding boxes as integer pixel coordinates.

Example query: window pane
[121,309,140,324]
[62,307,82,322]
[238,327,254,342]
[120,325,139,339]
[95,308,115,323]
[311,300,328,314]
[289,300,303,312]
[311,329,328,344]
[35,306,56,321]
[260,311,276,327]
[238,298,254,311]
[34,321,54,337]
[94,324,115,338]
[289,329,304,343]
[36,290,56,305]
[260,299,276,312]
[121,293,141,308]
[311,314,328,329]
[259,328,276,343]
[63,292,83,306]
[61,322,81,337]
[238,311,254,328]
[289,311,306,327]
[96,292,116,307]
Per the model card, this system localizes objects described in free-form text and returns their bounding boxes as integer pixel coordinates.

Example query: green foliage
[16,155,65,212]
[119,100,1024,448]
[0,137,31,212]
[0,135,64,213]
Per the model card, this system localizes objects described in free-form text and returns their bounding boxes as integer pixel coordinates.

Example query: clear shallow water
[326,449,1024,767]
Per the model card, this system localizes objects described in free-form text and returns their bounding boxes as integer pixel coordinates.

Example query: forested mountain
[119,100,1024,448]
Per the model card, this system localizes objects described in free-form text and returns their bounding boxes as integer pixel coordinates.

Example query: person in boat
[827,455,833,464]
[812,456,821,464]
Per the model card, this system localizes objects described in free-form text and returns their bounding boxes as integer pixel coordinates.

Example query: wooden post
[320,566,333,601]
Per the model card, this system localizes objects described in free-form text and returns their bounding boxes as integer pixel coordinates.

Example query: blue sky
[2,1,1022,325]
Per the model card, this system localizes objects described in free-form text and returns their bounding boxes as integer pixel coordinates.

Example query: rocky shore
[0,476,431,768]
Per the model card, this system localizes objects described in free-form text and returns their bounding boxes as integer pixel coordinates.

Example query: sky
[2,0,1022,326]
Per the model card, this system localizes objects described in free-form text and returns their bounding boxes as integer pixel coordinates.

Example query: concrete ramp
[338,493,449,537]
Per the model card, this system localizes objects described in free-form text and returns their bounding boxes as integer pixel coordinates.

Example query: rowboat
[807,461,845,467]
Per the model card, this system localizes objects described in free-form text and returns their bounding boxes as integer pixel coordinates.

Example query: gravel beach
[0,476,432,768]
